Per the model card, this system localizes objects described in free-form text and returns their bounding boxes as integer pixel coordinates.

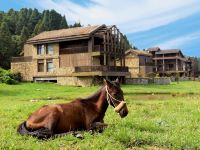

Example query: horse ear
[103,79,113,88]
[115,78,120,84]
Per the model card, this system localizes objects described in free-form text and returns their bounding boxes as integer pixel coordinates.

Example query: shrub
[165,72,172,77]
[147,72,156,78]
[0,68,21,84]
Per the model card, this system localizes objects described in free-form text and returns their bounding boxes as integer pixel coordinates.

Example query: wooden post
[88,36,94,65]
[103,34,107,66]
[113,27,116,67]
[120,34,122,67]
[163,54,165,72]
[155,60,157,72]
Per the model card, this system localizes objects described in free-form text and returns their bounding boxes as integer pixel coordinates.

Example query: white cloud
[155,31,200,49]
[35,0,200,34]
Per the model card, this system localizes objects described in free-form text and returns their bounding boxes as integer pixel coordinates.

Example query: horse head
[104,78,128,118]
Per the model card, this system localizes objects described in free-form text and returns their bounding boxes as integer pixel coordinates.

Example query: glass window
[47,44,54,55]
[37,45,45,55]
[47,59,53,72]
[38,60,44,72]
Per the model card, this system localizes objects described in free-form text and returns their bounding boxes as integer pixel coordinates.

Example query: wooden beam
[103,34,106,65]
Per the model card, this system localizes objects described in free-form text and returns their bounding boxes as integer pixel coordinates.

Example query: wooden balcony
[157,68,186,73]
[12,56,32,63]
[153,56,186,61]
[75,66,128,72]
[73,66,129,76]
[60,45,104,54]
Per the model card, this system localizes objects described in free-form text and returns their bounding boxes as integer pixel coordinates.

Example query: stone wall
[126,77,171,85]
[126,78,149,84]
[153,77,171,85]
[24,44,33,56]
[11,62,33,81]
[57,76,93,87]
[125,56,139,78]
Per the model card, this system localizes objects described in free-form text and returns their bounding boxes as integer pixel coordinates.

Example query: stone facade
[124,49,153,78]
[125,55,139,78]
[11,62,33,81]
[57,77,93,87]
[126,77,171,85]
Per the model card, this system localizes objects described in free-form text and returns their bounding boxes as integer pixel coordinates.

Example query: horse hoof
[75,133,84,139]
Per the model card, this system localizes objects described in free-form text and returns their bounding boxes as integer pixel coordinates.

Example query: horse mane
[83,86,104,101]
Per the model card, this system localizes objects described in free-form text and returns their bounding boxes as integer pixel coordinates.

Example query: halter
[105,85,126,112]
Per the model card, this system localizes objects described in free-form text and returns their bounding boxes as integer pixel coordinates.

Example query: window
[47,44,54,55]
[38,60,44,72]
[37,45,45,55]
[47,59,53,72]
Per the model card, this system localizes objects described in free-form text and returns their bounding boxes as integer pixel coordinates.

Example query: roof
[125,49,152,56]
[155,49,185,58]
[147,47,160,52]
[155,49,180,54]
[27,25,105,44]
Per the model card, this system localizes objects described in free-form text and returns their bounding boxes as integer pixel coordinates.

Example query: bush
[137,73,142,78]
[0,68,21,84]
[165,72,172,77]
[147,72,156,78]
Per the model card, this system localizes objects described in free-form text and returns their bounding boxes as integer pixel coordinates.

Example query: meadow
[0,81,200,149]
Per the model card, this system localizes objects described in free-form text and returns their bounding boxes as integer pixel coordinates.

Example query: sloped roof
[125,49,152,56]
[27,25,105,44]
[155,49,185,58]
[147,47,160,52]
[155,49,180,54]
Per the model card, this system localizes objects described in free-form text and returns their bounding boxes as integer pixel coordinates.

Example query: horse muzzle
[114,101,128,118]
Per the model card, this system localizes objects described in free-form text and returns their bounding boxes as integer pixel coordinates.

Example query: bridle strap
[105,85,125,108]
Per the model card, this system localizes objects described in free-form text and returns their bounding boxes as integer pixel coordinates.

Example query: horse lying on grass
[17,79,128,139]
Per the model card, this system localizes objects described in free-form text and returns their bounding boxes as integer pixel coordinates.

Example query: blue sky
[0,0,200,56]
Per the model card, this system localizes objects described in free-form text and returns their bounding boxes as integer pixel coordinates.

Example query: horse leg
[89,122,108,133]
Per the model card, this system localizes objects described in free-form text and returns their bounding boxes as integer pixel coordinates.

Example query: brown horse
[17,79,128,139]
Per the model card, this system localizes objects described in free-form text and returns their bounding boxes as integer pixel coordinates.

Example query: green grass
[0,81,200,149]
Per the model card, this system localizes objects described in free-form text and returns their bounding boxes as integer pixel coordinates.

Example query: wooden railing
[12,56,32,62]
[75,66,128,72]
[157,67,185,72]
[93,45,104,52]
[60,46,88,54]
[60,45,103,54]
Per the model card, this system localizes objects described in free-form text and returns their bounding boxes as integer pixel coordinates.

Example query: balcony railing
[12,56,32,63]
[93,45,104,52]
[75,66,128,72]
[157,67,185,72]
[60,46,88,54]
[60,45,103,54]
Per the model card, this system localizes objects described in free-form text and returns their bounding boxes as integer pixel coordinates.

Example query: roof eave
[26,35,90,44]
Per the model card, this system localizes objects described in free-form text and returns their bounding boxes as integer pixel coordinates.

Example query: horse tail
[17,121,53,139]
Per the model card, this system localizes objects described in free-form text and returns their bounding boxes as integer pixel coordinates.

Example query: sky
[0,0,200,56]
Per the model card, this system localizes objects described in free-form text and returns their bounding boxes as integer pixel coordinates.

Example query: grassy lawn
[0,81,200,149]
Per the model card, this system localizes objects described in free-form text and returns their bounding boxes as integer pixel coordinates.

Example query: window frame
[37,44,45,55]
[46,59,54,72]
[37,59,44,72]
[47,44,54,55]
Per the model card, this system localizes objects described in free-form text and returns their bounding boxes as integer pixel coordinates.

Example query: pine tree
[0,22,14,68]
[60,16,68,29]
